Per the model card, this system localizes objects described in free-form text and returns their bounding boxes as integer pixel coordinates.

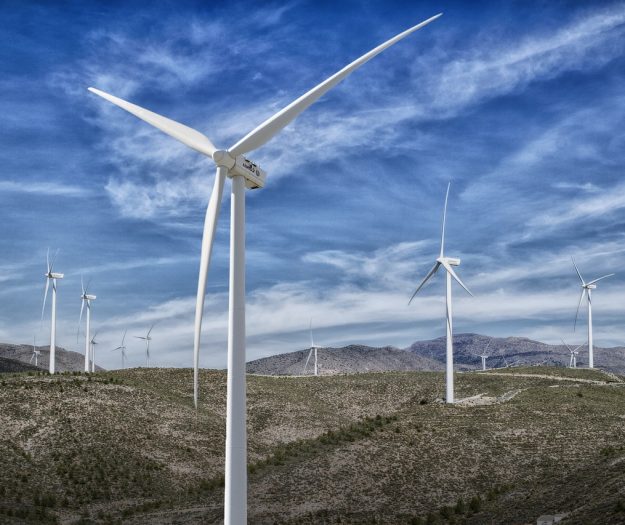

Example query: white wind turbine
[29,336,41,367]
[572,257,614,369]
[89,331,99,372]
[409,182,473,404]
[41,249,64,374]
[112,329,128,369]
[303,321,318,376]
[87,13,442,524]
[561,338,584,368]
[477,338,492,371]
[78,277,96,373]
[134,325,154,367]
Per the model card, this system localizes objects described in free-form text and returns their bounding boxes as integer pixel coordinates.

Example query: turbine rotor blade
[574,288,586,331]
[571,257,585,285]
[587,273,615,286]
[121,328,127,347]
[78,298,85,342]
[560,338,572,352]
[49,248,59,273]
[304,348,313,372]
[309,319,314,348]
[41,278,50,321]
[87,88,217,158]
[147,323,155,337]
[408,262,441,304]
[440,259,473,296]
[440,182,450,258]
[227,14,442,157]
[46,248,50,274]
[193,166,227,409]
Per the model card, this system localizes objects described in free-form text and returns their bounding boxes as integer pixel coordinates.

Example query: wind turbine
[409,183,473,404]
[78,277,96,373]
[561,339,584,369]
[87,13,442,525]
[303,321,318,376]
[112,329,128,369]
[134,325,154,367]
[572,257,614,369]
[89,331,99,372]
[41,249,64,374]
[477,338,492,371]
[29,336,41,367]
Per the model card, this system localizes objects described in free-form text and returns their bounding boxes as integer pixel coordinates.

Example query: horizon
[2,1,625,369]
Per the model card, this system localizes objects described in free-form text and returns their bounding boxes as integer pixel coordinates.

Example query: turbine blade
[304,348,313,372]
[121,328,127,347]
[587,273,615,286]
[193,166,227,409]
[560,338,572,352]
[81,274,85,296]
[46,248,50,273]
[147,323,155,337]
[78,298,85,342]
[227,14,442,157]
[440,259,473,296]
[408,262,441,304]
[50,248,59,272]
[574,288,585,331]
[310,319,314,348]
[41,278,50,321]
[440,182,450,258]
[87,87,217,158]
[571,257,585,285]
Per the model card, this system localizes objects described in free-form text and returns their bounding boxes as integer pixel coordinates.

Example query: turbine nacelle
[83,294,97,300]
[438,256,460,267]
[47,272,64,279]
[584,284,596,290]
[212,150,266,189]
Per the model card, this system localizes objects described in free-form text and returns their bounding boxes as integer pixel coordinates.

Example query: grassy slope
[0,368,624,524]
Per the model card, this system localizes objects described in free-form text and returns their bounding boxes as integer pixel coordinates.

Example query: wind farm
[2,1,625,525]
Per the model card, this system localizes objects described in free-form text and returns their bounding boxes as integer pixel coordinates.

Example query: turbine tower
[134,325,154,367]
[78,277,96,372]
[87,13,442,525]
[90,331,99,372]
[303,321,318,376]
[113,329,128,369]
[572,257,614,369]
[409,183,473,404]
[42,249,63,374]
[561,338,584,368]
[29,336,40,367]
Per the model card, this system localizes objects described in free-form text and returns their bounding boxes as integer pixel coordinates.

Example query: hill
[0,343,104,373]
[248,333,625,375]
[0,356,41,374]
[1,367,625,524]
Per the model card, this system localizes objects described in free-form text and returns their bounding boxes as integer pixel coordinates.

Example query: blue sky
[2,0,625,369]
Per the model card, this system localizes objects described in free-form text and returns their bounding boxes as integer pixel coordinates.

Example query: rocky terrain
[247,333,625,375]
[0,344,104,373]
[1,366,625,524]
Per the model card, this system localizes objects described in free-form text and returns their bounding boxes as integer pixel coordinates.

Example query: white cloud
[0,181,91,198]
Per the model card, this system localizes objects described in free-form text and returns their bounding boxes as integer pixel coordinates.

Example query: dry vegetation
[0,367,624,524]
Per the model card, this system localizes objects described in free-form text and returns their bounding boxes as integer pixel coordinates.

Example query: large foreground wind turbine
[42,249,64,374]
[303,321,318,376]
[78,277,96,372]
[572,257,614,369]
[88,13,441,524]
[134,325,154,367]
[409,183,472,404]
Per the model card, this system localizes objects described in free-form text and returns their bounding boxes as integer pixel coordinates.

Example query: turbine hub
[212,150,236,169]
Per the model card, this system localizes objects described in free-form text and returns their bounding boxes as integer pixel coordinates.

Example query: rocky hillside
[248,333,625,375]
[0,356,41,374]
[0,367,624,524]
[247,344,443,375]
[0,343,104,373]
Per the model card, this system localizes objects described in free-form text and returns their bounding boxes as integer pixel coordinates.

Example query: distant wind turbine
[134,325,154,367]
[572,257,614,369]
[41,249,63,374]
[303,321,318,376]
[29,336,40,367]
[87,13,442,524]
[561,339,584,369]
[90,331,99,372]
[112,329,128,369]
[477,338,492,371]
[409,182,473,404]
[78,276,96,373]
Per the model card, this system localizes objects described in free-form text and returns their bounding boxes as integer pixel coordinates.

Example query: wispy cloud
[0,181,91,197]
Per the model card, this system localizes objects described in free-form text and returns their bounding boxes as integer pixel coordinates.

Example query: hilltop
[1,366,625,523]
[247,333,625,375]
